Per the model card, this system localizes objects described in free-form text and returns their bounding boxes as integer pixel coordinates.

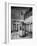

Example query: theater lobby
[11,7,32,39]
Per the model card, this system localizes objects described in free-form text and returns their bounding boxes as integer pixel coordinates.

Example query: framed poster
[5,2,36,43]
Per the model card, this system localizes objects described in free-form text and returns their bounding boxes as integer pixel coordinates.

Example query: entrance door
[17,24,20,31]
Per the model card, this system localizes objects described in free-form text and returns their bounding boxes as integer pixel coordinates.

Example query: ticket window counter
[19,23,26,37]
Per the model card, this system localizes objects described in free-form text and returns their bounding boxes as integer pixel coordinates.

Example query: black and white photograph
[0,0,37,45]
[11,6,32,39]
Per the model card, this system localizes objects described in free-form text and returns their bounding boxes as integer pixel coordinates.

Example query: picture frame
[5,2,36,44]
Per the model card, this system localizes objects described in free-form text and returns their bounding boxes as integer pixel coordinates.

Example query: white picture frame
[5,2,36,44]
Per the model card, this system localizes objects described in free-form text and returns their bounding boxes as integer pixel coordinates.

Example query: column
[29,24,30,32]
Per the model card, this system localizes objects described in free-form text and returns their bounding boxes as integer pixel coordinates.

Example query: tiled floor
[11,31,32,39]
